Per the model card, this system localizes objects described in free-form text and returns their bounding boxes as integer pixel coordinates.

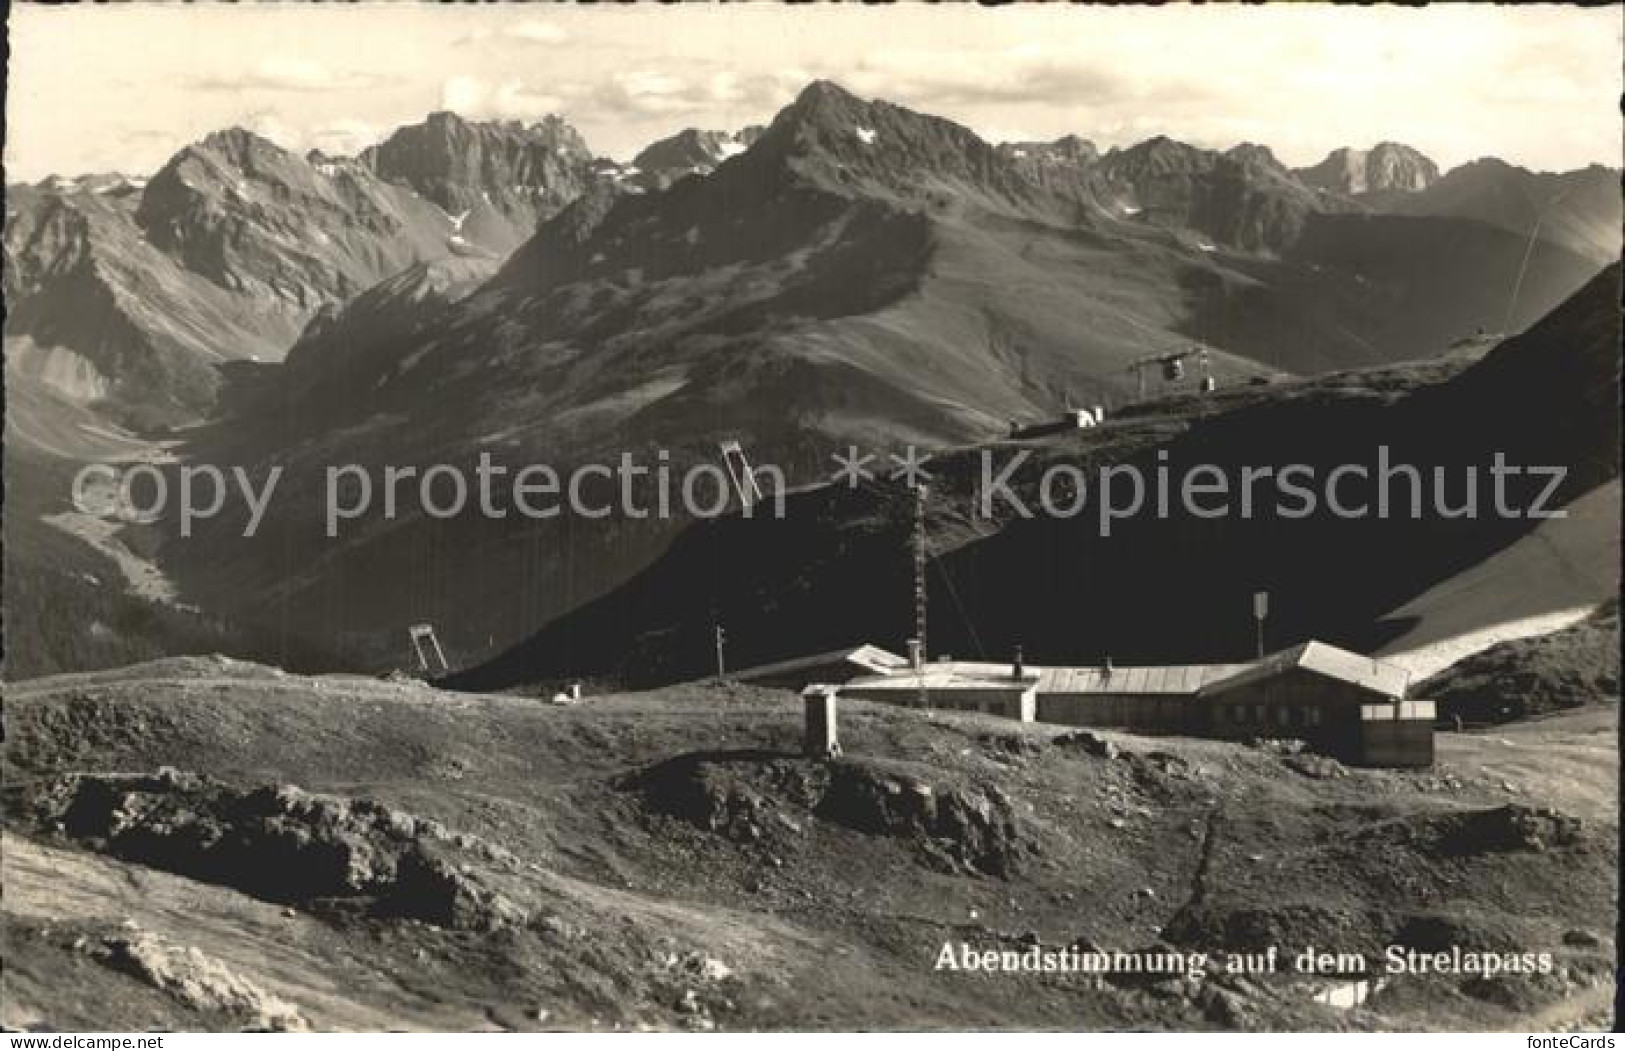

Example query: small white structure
[719,439,766,512]
[801,685,842,758]
[408,624,449,676]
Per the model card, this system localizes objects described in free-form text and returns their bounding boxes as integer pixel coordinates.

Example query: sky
[6,3,1621,182]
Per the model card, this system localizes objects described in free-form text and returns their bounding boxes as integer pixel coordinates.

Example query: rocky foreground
[2,656,1616,1030]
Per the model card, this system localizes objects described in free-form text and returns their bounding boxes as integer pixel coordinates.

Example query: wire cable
[922,533,990,660]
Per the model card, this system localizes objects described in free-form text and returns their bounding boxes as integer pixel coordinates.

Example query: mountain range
[4,114,601,429]
[4,79,1619,676]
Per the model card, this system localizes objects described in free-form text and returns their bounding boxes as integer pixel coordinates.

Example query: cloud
[509,20,568,44]
[309,119,383,157]
[243,111,299,149]
[596,71,695,116]
[842,46,1153,111]
[193,57,394,93]
[558,52,1151,145]
[705,70,807,110]
[228,112,384,159]
[442,75,488,114]
[454,19,569,47]
[12,4,1612,181]
[440,76,565,120]
[577,69,805,125]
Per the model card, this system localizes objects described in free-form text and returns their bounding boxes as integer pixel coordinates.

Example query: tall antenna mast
[914,484,928,709]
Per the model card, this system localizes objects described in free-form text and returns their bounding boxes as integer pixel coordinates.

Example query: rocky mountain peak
[763,79,900,150]
[1363,143,1440,191]
[198,126,286,157]
[1099,136,1215,182]
[1051,134,1099,160]
[1298,143,1439,195]
[752,79,1044,208]
[1225,143,1287,173]
[629,127,763,183]
[999,135,1100,168]
[528,114,593,154]
[134,130,307,244]
[422,109,467,129]
[360,112,594,215]
[179,128,314,188]
[791,78,866,115]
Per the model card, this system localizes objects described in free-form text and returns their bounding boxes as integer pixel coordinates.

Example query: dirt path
[8,372,188,610]
[1438,706,1619,824]
[41,511,181,605]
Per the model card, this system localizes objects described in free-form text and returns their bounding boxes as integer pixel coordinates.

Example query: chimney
[907,638,923,671]
[1013,645,1025,680]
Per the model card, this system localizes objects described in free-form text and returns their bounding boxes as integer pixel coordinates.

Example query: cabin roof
[1199,641,1409,699]
[844,666,1039,691]
[1035,663,1247,695]
[731,643,909,682]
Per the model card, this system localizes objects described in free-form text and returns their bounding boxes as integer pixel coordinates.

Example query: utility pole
[714,623,727,680]
[914,484,929,710]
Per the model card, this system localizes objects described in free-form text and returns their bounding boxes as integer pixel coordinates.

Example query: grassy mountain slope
[451,264,1619,690]
[1384,159,1621,266]
[4,663,1615,1030]
[1416,601,1619,727]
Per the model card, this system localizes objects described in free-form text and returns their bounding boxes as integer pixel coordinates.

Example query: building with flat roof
[839,664,1040,722]
[817,641,1430,767]
[1035,662,1249,734]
